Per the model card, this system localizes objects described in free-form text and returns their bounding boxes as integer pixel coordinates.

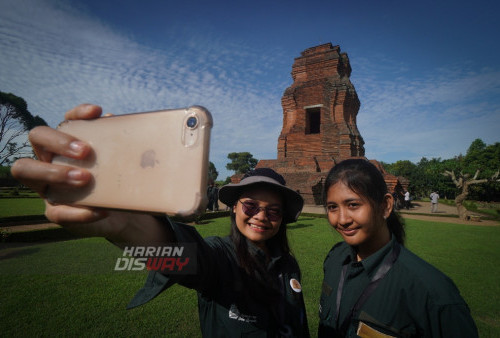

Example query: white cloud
[1,0,498,180]
[0,0,289,179]
[355,56,500,163]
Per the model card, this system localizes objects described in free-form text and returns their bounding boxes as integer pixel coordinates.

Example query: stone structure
[240,43,405,204]
[277,43,365,164]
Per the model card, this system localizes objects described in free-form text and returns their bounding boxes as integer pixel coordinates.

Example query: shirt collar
[246,238,283,269]
[348,236,396,278]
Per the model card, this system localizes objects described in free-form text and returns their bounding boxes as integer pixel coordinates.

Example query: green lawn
[1,216,499,337]
[0,198,46,218]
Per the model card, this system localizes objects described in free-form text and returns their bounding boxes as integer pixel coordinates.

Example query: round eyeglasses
[238,199,283,221]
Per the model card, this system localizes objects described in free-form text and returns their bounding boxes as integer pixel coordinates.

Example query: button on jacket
[128,220,309,337]
[318,237,478,337]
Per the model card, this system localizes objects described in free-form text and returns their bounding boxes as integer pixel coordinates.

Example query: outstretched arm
[11,104,174,245]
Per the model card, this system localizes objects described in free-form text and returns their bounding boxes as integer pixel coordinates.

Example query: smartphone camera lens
[186,116,198,129]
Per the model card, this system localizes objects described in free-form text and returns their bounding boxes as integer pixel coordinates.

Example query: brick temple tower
[278,43,364,170]
[253,43,405,204]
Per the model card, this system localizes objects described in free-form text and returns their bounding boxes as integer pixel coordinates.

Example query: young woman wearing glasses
[11,104,309,337]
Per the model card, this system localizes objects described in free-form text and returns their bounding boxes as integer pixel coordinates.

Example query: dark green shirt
[128,221,309,337]
[318,237,478,337]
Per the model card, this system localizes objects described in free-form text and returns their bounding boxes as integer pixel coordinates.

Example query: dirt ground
[2,201,498,234]
[399,202,499,226]
[303,201,500,226]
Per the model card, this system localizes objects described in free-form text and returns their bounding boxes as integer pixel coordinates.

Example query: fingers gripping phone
[46,106,213,218]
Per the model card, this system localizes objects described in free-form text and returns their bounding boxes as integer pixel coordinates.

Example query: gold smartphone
[46,106,213,218]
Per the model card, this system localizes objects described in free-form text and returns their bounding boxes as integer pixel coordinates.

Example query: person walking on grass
[11,104,310,337]
[318,159,477,337]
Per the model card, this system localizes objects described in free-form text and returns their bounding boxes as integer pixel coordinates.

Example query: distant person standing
[207,182,215,211]
[212,184,219,211]
[206,182,220,211]
[392,191,399,210]
[430,191,440,213]
[404,189,411,210]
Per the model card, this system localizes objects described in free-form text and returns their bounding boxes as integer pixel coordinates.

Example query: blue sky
[1,0,499,180]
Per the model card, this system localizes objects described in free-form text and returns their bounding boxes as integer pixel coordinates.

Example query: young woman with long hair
[11,104,310,337]
[318,159,477,337]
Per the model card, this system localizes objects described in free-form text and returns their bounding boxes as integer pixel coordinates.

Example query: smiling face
[326,181,392,261]
[233,187,284,250]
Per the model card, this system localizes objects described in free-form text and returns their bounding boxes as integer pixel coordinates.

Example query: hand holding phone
[46,106,213,218]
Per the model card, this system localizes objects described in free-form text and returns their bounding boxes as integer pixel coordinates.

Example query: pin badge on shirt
[290,278,302,293]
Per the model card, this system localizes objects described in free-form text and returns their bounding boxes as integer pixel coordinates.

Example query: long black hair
[323,159,406,245]
[228,194,293,308]
[229,191,292,275]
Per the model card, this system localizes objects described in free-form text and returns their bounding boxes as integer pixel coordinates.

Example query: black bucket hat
[218,168,304,223]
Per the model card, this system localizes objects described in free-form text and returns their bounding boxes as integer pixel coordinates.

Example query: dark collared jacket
[129,221,309,337]
[318,237,478,337]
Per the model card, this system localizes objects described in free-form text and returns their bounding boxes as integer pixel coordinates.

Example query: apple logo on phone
[141,150,158,168]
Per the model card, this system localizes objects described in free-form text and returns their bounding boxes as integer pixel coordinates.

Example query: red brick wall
[277,43,364,171]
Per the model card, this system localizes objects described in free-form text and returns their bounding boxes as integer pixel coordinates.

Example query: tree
[385,160,416,178]
[383,160,419,196]
[461,139,500,200]
[0,92,47,165]
[383,139,499,202]
[226,152,258,174]
[466,138,486,156]
[443,169,500,220]
[208,161,218,183]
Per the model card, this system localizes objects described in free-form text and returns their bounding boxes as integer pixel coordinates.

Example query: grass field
[0,198,46,218]
[1,215,499,337]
